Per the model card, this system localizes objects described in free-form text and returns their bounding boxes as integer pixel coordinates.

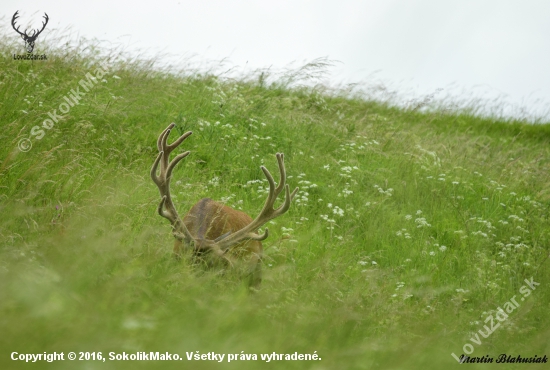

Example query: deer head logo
[11,11,49,53]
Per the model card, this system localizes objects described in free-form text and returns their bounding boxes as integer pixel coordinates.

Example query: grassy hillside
[1,34,550,370]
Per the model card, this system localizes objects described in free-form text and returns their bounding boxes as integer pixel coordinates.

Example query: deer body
[151,123,297,288]
[178,198,263,286]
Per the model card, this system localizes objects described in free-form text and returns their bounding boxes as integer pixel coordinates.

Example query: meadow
[1,31,549,369]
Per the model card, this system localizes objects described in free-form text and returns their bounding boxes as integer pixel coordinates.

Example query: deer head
[151,123,298,287]
[12,11,49,53]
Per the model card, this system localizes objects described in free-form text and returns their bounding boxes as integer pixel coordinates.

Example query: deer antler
[213,153,299,251]
[11,11,26,37]
[11,11,49,38]
[11,11,49,53]
[32,13,49,39]
[150,123,195,244]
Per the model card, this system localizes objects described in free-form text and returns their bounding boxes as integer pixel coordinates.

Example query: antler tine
[157,124,172,151]
[11,11,25,36]
[290,186,299,200]
[274,184,294,216]
[157,195,172,219]
[167,132,192,152]
[275,153,286,193]
[159,124,174,153]
[166,151,190,180]
[150,150,163,185]
[275,154,298,198]
[260,165,276,205]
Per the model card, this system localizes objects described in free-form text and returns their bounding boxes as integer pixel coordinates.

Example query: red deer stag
[151,123,298,288]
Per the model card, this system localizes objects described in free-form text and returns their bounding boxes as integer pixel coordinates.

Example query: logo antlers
[11,11,49,53]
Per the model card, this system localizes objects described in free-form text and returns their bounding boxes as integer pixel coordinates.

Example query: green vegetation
[1,33,549,369]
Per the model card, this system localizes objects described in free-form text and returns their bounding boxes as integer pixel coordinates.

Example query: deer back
[175,198,263,259]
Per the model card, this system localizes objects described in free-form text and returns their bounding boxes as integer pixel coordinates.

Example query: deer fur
[177,198,263,287]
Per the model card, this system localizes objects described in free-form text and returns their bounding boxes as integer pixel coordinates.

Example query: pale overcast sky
[4,0,550,121]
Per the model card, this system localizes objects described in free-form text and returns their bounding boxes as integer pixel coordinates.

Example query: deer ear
[214,231,232,242]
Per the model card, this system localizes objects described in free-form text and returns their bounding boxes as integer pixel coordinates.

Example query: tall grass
[1,29,549,369]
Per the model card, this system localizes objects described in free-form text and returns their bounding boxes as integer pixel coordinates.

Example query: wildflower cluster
[374,184,393,197]
[469,216,496,238]
[197,119,220,132]
[295,175,318,207]
[320,203,345,231]
[396,229,411,239]
[339,165,359,179]
[338,183,353,198]
[338,136,380,154]
[391,282,413,300]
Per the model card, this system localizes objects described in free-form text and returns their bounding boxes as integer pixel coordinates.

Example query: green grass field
[1,32,549,370]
